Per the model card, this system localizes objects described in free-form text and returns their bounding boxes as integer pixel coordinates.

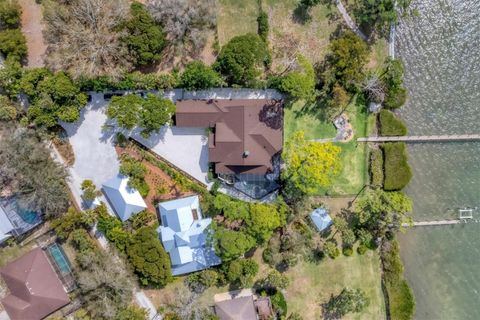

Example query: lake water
[395,0,480,319]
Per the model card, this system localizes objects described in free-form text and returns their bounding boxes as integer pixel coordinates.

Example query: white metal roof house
[157,195,221,275]
[101,175,147,221]
[310,208,332,232]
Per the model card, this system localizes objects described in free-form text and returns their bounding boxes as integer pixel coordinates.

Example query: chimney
[243,151,250,158]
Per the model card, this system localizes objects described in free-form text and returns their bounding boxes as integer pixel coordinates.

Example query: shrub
[180,61,223,90]
[51,207,95,240]
[81,179,97,201]
[382,143,412,191]
[382,58,408,109]
[270,291,288,317]
[278,55,316,102]
[214,33,270,86]
[261,270,290,290]
[384,87,407,109]
[122,2,165,66]
[257,10,269,42]
[69,229,97,253]
[226,259,259,288]
[357,245,368,255]
[0,0,21,29]
[119,155,150,197]
[383,240,415,320]
[0,29,26,62]
[378,110,407,136]
[0,95,17,121]
[127,210,154,230]
[369,148,384,188]
[343,247,354,256]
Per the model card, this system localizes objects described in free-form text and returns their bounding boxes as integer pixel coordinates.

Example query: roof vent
[243,151,250,158]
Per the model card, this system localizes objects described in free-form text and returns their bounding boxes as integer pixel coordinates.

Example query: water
[47,243,71,274]
[395,1,480,319]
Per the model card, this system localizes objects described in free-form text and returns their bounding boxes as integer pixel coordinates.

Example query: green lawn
[284,251,385,320]
[216,0,260,45]
[284,100,336,141]
[0,242,35,268]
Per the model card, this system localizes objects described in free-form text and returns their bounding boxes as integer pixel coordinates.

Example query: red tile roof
[176,99,283,175]
[0,247,70,320]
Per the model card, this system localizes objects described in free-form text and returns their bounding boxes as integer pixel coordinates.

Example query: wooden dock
[358,134,480,143]
[404,220,463,227]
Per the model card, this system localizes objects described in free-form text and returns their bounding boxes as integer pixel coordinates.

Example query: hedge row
[378,110,407,136]
[382,143,412,191]
[369,148,384,188]
[383,240,415,320]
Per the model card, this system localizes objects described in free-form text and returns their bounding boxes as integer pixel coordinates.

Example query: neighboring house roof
[176,99,283,175]
[310,208,332,232]
[157,195,221,275]
[0,247,70,320]
[102,174,147,221]
[214,296,257,320]
[0,205,14,243]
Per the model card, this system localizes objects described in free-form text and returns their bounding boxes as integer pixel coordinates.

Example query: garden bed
[115,143,195,213]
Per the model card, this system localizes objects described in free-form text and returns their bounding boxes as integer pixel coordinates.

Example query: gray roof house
[310,208,332,232]
[157,195,221,275]
[102,175,147,221]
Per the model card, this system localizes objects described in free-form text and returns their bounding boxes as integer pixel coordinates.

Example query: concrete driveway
[130,126,210,186]
[62,94,119,189]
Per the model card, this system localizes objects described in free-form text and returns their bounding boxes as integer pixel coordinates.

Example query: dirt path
[18,0,47,68]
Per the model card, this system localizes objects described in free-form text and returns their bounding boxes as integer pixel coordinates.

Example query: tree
[43,0,132,79]
[325,288,369,317]
[147,0,215,64]
[300,0,321,8]
[282,131,341,197]
[0,127,69,217]
[139,94,175,137]
[107,94,143,130]
[278,55,316,102]
[257,10,269,42]
[81,179,97,202]
[214,33,270,86]
[213,226,256,261]
[0,29,27,62]
[0,95,18,121]
[382,58,407,109]
[180,61,224,90]
[119,155,150,196]
[325,31,369,92]
[0,0,21,29]
[126,226,172,286]
[76,248,134,318]
[26,71,87,127]
[354,0,411,34]
[122,2,165,66]
[115,305,148,320]
[355,189,412,239]
[342,229,356,247]
[107,94,175,136]
[362,73,385,103]
[246,202,286,243]
[0,57,22,97]
[226,259,259,288]
[261,270,290,290]
[51,207,95,240]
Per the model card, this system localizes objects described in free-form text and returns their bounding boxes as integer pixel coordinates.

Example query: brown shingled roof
[176,99,283,175]
[0,247,70,320]
[214,296,257,320]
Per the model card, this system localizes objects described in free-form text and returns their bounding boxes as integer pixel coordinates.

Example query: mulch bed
[115,144,194,214]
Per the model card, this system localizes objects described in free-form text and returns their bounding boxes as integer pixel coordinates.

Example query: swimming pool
[46,243,71,274]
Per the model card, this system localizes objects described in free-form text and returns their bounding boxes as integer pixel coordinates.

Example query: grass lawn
[284,250,385,320]
[367,38,388,71]
[284,100,336,141]
[0,241,36,268]
[263,0,340,71]
[216,0,260,45]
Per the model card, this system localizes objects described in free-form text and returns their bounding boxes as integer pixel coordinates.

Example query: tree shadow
[292,5,312,25]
